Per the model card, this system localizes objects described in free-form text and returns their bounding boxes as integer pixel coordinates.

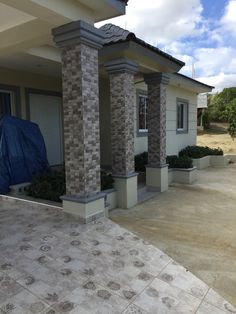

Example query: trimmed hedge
[135,152,193,171]
[166,155,193,169]
[27,169,114,203]
[179,145,223,159]
[135,152,148,172]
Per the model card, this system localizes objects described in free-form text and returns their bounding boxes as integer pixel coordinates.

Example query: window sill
[176,129,188,134]
[137,130,148,137]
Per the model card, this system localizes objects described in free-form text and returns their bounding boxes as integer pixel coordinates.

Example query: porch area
[0,20,185,222]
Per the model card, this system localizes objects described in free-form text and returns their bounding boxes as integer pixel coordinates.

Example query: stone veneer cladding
[106,60,138,176]
[62,43,101,197]
[144,73,170,167]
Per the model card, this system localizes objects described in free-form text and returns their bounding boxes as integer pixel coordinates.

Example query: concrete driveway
[110,163,236,308]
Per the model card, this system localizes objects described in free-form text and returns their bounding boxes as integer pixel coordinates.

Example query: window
[177,100,188,133]
[0,90,13,116]
[138,94,148,133]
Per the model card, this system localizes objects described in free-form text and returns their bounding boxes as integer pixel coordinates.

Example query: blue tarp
[0,115,49,194]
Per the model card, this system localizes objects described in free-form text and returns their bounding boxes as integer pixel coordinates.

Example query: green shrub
[202,110,211,130]
[27,169,114,202]
[135,152,148,172]
[166,155,193,169]
[179,145,223,159]
[27,170,65,202]
[101,170,114,190]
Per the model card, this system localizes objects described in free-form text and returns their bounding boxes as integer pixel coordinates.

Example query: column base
[61,193,105,224]
[113,173,138,209]
[146,165,169,192]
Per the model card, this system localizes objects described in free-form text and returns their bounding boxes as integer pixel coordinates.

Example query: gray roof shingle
[99,24,184,66]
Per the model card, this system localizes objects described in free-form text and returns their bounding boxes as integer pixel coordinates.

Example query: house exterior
[197,93,208,128]
[0,0,213,222]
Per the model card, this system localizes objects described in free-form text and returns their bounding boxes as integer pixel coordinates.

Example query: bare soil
[197,123,236,154]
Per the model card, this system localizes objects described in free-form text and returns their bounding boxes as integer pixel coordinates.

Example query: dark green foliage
[135,152,148,172]
[166,155,193,169]
[224,98,236,138]
[27,170,65,202]
[208,87,236,122]
[27,169,114,202]
[100,170,114,190]
[179,145,223,159]
[202,110,211,130]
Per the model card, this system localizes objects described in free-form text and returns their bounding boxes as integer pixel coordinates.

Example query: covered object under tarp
[0,115,49,194]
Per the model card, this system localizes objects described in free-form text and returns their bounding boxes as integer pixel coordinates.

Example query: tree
[224,98,236,139]
[208,87,236,121]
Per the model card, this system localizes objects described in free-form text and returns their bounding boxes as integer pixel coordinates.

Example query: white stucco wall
[0,67,62,119]
[135,81,198,156]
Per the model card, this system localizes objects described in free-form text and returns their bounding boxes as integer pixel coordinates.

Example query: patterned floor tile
[196,301,229,314]
[204,289,236,314]
[158,260,209,299]
[134,278,202,314]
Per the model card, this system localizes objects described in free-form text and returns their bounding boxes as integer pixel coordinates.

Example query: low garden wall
[168,167,197,185]
[104,188,117,215]
[192,156,211,170]
[193,155,230,170]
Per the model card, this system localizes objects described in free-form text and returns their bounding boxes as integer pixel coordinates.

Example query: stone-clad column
[105,59,138,208]
[144,73,170,192]
[52,21,105,222]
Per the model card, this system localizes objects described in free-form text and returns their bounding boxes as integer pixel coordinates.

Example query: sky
[97,0,236,92]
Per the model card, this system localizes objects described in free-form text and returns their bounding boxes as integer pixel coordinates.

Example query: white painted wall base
[146,165,168,192]
[193,156,211,170]
[225,155,236,163]
[114,174,138,209]
[169,167,197,185]
[193,155,230,170]
[62,196,105,223]
[210,155,229,167]
[104,189,118,216]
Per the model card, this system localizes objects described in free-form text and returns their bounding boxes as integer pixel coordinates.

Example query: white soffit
[0,3,35,32]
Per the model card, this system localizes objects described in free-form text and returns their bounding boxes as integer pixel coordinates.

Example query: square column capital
[105,58,139,75]
[144,72,170,85]
[52,20,104,50]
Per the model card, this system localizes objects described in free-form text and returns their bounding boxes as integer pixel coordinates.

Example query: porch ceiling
[0,0,126,62]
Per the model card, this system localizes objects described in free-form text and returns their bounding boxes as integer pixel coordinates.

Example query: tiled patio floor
[0,198,235,314]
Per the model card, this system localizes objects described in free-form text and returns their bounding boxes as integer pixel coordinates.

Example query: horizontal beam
[0,0,95,25]
[26,45,61,63]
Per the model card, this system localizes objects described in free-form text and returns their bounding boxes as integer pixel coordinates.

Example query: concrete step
[9,182,31,196]
[138,185,158,204]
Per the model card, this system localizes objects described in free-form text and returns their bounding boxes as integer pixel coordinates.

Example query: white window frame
[176,99,189,133]
[138,93,148,134]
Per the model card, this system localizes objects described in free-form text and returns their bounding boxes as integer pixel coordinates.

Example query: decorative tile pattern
[0,197,234,314]
[204,289,236,314]
[109,71,136,176]
[144,73,169,167]
[158,260,209,299]
[61,43,101,197]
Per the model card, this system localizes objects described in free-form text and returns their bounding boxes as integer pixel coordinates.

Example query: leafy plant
[166,155,193,169]
[101,170,114,190]
[27,170,65,202]
[208,87,236,122]
[179,145,223,159]
[224,98,236,138]
[202,110,211,130]
[135,152,148,172]
[27,169,114,202]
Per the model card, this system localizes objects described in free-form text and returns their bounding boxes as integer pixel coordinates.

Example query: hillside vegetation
[206,87,236,138]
